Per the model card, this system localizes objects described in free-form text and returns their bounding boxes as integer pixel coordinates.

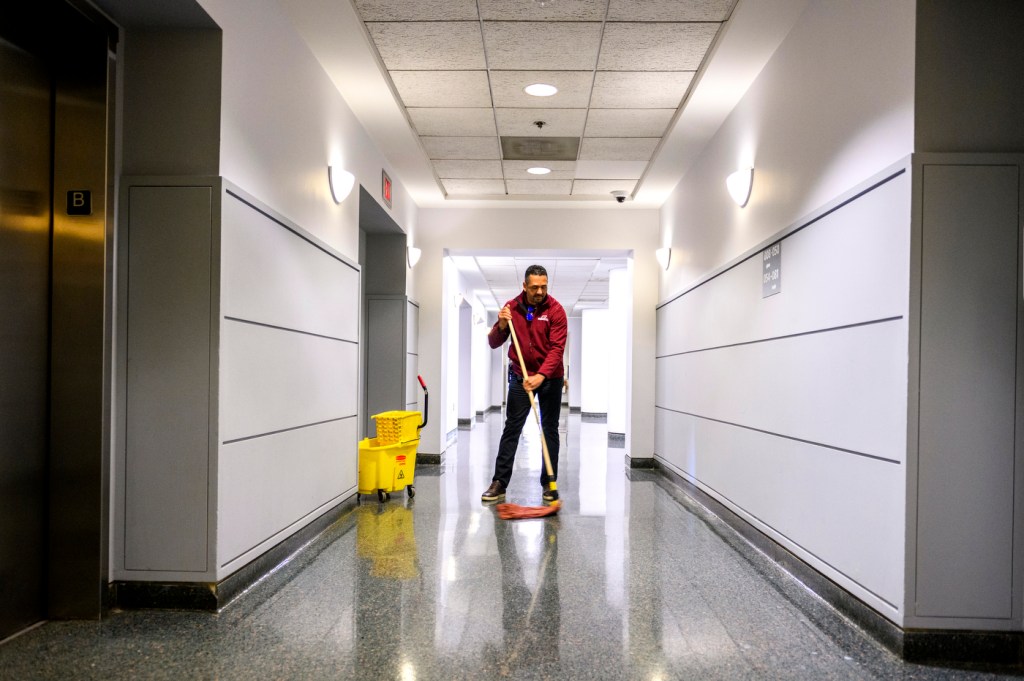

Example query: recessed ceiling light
[524,83,558,97]
[527,167,551,175]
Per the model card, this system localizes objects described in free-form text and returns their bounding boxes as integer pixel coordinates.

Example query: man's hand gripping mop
[496,321,561,520]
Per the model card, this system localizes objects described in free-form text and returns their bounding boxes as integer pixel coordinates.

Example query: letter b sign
[66,190,91,216]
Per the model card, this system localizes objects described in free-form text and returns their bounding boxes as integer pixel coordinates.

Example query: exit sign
[382,170,392,208]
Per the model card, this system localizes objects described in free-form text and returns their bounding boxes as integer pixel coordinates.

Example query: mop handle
[507,320,556,481]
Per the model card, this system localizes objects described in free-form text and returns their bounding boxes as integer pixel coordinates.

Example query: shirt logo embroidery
[537,315,549,322]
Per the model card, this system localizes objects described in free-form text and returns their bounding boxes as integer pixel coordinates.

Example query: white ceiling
[352,0,736,202]
[278,0,810,306]
[450,252,629,315]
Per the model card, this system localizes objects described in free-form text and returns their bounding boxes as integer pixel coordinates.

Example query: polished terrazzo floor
[1,411,1020,680]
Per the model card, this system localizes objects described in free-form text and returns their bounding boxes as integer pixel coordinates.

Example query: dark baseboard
[651,460,1024,668]
[569,406,581,413]
[111,495,358,611]
[607,432,625,448]
[625,454,655,469]
[416,453,442,465]
[581,412,607,422]
[457,418,472,430]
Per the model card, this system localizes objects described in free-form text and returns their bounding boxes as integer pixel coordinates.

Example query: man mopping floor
[481,264,567,506]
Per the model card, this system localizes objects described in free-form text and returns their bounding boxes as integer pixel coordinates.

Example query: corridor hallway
[0,413,1017,680]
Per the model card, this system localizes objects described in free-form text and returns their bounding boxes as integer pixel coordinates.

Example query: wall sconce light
[726,167,753,207]
[655,247,671,271]
[328,165,355,203]
[407,246,422,268]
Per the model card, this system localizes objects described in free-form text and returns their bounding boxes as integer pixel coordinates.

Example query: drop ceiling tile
[584,109,675,137]
[572,179,638,196]
[590,71,694,108]
[482,22,603,71]
[575,160,648,180]
[489,71,593,108]
[442,179,507,195]
[579,137,659,160]
[495,108,587,137]
[409,108,497,136]
[598,23,720,71]
[506,180,573,195]
[607,0,734,21]
[390,71,492,108]
[366,22,485,70]
[477,256,516,268]
[421,137,501,160]
[433,160,504,178]
[502,160,576,180]
[354,0,480,21]
[479,0,606,20]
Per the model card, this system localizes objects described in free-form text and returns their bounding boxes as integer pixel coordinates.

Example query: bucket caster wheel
[377,489,388,503]
[407,485,416,499]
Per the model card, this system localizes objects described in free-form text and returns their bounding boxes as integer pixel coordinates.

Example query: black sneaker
[481,480,506,502]
[542,487,559,503]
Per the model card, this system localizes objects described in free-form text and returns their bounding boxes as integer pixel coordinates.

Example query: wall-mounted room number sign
[762,241,781,297]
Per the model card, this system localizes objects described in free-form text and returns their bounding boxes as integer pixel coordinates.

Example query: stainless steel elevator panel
[0,1,113,636]
[0,36,51,641]
[48,10,110,619]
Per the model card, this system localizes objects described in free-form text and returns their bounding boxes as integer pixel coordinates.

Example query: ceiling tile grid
[354,0,737,200]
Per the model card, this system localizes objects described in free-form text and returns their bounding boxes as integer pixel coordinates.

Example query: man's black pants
[492,373,561,489]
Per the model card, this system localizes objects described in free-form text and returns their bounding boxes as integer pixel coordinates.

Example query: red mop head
[496,500,561,520]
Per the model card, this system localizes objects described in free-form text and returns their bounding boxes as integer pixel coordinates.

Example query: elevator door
[0,1,112,639]
[0,35,51,640]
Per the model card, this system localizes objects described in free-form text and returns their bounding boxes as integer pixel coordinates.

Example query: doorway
[0,1,113,639]
[358,187,417,439]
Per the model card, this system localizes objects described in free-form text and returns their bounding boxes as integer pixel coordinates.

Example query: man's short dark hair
[524,264,548,280]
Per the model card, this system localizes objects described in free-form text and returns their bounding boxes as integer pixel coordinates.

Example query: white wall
[580,309,610,415]
[567,316,582,409]
[660,0,915,293]
[655,0,916,625]
[607,268,629,434]
[414,208,660,459]
[197,0,416,263]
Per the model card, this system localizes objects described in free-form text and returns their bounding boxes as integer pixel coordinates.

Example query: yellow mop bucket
[358,435,418,502]
[357,377,429,503]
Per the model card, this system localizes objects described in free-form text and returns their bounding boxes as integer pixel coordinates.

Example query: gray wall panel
[657,171,910,357]
[217,418,356,571]
[915,164,1019,618]
[125,186,212,572]
[219,320,358,442]
[656,320,908,462]
[221,194,359,341]
[655,407,904,614]
[654,171,912,622]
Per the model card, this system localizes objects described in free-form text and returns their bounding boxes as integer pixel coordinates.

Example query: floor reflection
[0,411,1019,679]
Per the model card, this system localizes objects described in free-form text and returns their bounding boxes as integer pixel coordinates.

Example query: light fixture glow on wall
[527,167,551,175]
[655,247,672,270]
[524,83,557,97]
[407,246,422,268]
[328,165,355,203]
[726,167,753,207]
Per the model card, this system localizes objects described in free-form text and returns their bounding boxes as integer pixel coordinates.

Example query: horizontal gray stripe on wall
[656,315,903,360]
[657,458,899,610]
[224,316,359,344]
[655,406,900,465]
[222,414,356,445]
